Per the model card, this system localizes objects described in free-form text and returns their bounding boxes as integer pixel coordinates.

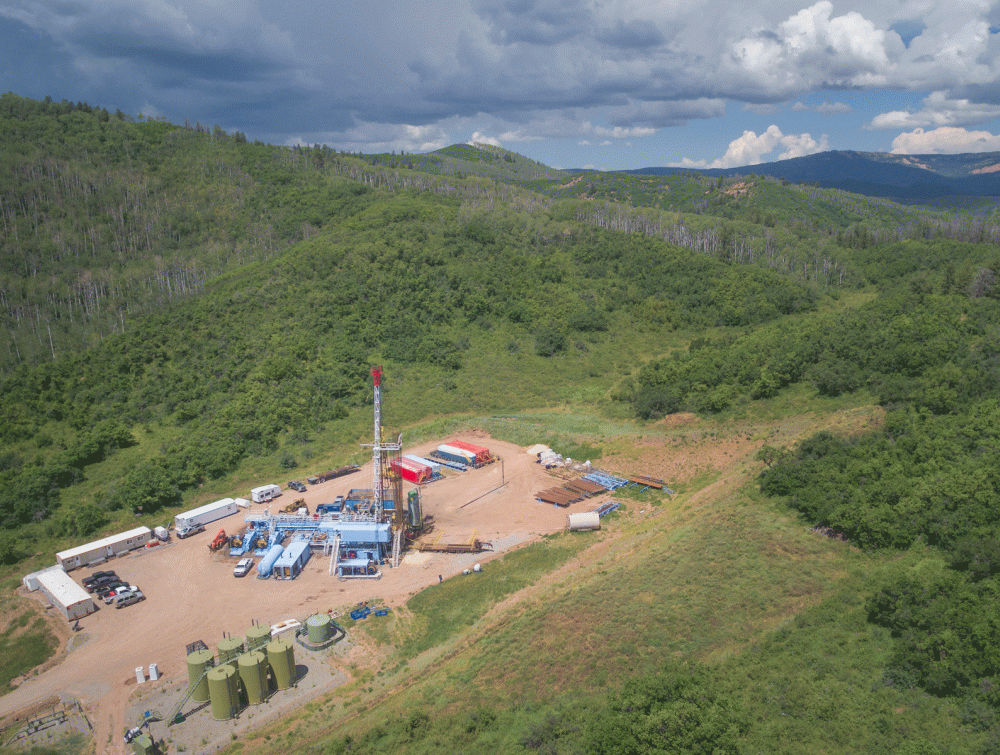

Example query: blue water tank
[257,544,284,578]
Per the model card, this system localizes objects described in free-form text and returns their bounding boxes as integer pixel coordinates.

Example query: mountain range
[606,150,1000,200]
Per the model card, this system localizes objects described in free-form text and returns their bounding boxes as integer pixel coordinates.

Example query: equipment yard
[0,435,613,755]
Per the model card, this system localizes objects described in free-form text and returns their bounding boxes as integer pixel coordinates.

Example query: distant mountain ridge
[606,150,1000,199]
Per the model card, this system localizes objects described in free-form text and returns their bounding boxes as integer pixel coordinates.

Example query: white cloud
[469,131,503,147]
[791,100,853,115]
[891,126,1000,154]
[673,125,829,169]
[815,101,853,115]
[593,125,655,139]
[869,90,1000,129]
[731,1,893,93]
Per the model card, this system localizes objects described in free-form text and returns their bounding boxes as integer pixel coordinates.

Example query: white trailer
[250,484,281,504]
[22,564,63,592]
[174,498,239,531]
[37,569,97,620]
[56,527,152,571]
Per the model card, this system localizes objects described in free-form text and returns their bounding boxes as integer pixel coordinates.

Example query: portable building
[56,527,152,571]
[22,564,63,592]
[250,484,281,504]
[391,457,432,484]
[449,440,491,463]
[174,498,239,531]
[273,541,311,579]
[36,569,96,620]
[436,444,477,466]
[405,454,442,476]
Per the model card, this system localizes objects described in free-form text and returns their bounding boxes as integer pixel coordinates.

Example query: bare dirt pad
[0,436,603,755]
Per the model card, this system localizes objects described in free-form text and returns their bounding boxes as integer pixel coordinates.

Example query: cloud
[593,125,655,139]
[469,131,503,147]
[731,1,894,94]
[891,126,1000,154]
[869,90,1000,129]
[291,121,453,154]
[791,100,853,115]
[6,0,1000,161]
[674,125,829,169]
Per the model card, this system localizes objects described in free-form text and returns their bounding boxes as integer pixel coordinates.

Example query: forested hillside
[5,94,1000,755]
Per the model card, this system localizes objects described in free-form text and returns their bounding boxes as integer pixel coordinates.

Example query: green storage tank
[238,650,268,705]
[186,649,216,703]
[306,613,332,643]
[217,636,245,667]
[245,623,271,653]
[207,664,239,720]
[131,733,155,755]
[266,637,296,690]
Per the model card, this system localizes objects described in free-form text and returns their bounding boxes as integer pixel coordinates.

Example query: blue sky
[4,0,1000,170]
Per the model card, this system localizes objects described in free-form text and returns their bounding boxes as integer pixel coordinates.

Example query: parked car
[176,522,205,539]
[82,570,115,586]
[95,581,127,599]
[306,476,320,486]
[104,585,139,604]
[86,575,121,593]
[288,480,306,493]
[115,590,145,608]
[233,558,254,578]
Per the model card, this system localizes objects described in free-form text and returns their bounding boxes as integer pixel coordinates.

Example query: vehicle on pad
[95,581,127,598]
[288,480,306,493]
[82,570,115,586]
[233,558,254,577]
[176,522,205,539]
[104,585,139,604]
[86,575,120,592]
[115,590,145,609]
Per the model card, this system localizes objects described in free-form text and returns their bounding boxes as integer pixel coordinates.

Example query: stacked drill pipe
[628,474,667,489]
[583,470,630,490]
[536,487,586,506]
[563,478,606,497]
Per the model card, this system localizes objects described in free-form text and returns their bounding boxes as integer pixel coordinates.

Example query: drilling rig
[362,366,405,565]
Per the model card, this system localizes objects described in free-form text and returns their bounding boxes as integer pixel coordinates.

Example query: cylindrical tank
[306,613,332,643]
[407,489,421,527]
[207,664,239,720]
[238,650,268,705]
[266,637,296,690]
[245,623,272,652]
[567,512,601,531]
[186,649,216,703]
[217,636,245,667]
[257,543,284,577]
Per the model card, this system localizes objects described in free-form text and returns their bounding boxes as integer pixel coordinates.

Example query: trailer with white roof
[55,526,152,571]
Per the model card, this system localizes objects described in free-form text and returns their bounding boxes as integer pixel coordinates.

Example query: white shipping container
[174,498,239,530]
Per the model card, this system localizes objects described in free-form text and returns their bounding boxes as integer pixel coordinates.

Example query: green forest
[3,93,1000,755]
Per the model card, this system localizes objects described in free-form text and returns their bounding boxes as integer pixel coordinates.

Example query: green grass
[396,536,588,659]
[0,732,90,755]
[0,607,58,692]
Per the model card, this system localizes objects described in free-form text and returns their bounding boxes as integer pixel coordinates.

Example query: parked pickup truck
[233,558,254,578]
[176,522,205,539]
